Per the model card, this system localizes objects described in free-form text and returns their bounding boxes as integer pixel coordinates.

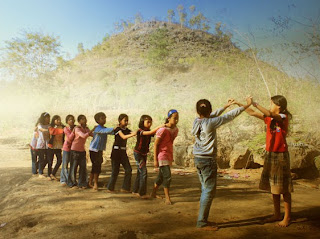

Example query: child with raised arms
[151,109,179,205]
[60,115,76,186]
[237,95,293,227]
[88,112,115,191]
[106,114,136,193]
[192,98,251,230]
[132,115,165,198]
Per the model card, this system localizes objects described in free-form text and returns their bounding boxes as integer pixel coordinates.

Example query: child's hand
[132,131,137,136]
[246,96,253,105]
[227,98,235,106]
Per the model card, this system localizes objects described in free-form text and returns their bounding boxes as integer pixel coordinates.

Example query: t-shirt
[156,127,179,166]
[71,126,91,152]
[36,124,50,149]
[62,126,75,152]
[134,128,153,155]
[264,114,288,152]
[113,127,132,148]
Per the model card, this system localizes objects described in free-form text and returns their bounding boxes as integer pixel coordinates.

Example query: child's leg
[120,152,132,192]
[67,151,77,187]
[31,149,38,175]
[78,151,88,188]
[107,157,120,191]
[38,149,48,177]
[139,160,147,196]
[93,173,99,190]
[89,151,95,188]
[151,167,163,198]
[194,157,217,228]
[52,149,62,178]
[47,149,54,177]
[278,193,291,227]
[132,152,141,194]
[264,194,281,223]
[162,165,172,205]
[60,151,69,185]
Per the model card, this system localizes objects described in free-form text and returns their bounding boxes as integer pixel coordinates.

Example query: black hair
[77,114,86,122]
[50,115,61,127]
[37,112,51,125]
[165,109,178,123]
[139,115,152,129]
[118,113,128,123]
[94,112,106,124]
[271,95,292,119]
[196,99,212,117]
[65,114,75,123]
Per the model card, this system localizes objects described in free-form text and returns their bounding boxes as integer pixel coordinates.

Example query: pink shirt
[71,126,91,152]
[156,127,179,166]
[62,126,75,152]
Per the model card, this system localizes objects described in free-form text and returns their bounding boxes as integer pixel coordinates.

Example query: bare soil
[0,142,319,239]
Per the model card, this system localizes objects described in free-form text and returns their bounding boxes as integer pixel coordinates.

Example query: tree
[0,31,61,81]
[167,9,175,24]
[177,5,187,28]
[77,43,85,54]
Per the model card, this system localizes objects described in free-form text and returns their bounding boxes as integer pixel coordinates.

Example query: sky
[0,0,319,77]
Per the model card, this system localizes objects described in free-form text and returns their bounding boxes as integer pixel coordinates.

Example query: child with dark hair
[60,115,76,186]
[47,115,64,180]
[88,112,114,191]
[36,112,51,178]
[151,109,179,205]
[192,98,251,230]
[106,114,136,193]
[68,115,95,188]
[132,115,164,198]
[238,95,293,227]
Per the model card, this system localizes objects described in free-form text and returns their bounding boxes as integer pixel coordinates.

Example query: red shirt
[264,115,288,152]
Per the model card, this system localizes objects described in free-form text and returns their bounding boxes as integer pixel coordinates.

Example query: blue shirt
[89,125,114,152]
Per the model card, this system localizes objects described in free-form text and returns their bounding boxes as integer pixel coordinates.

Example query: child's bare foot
[263,215,282,223]
[165,198,172,205]
[88,182,93,188]
[106,189,115,193]
[120,189,131,193]
[61,182,67,187]
[50,174,58,181]
[93,185,98,190]
[140,195,150,199]
[278,218,291,227]
[47,176,52,181]
[198,226,219,231]
[80,186,87,189]
[39,174,46,179]
[132,192,140,197]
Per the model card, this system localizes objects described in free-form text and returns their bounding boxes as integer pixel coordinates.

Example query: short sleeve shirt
[156,127,179,166]
[113,127,132,148]
[134,128,153,155]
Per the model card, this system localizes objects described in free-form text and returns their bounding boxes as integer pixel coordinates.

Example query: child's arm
[253,101,284,121]
[209,99,235,118]
[118,130,137,140]
[38,126,48,132]
[95,126,114,135]
[75,127,90,139]
[141,124,165,136]
[49,127,64,135]
[234,100,264,120]
[153,137,160,168]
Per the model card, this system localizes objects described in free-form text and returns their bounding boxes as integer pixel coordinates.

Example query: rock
[174,145,187,166]
[217,146,232,169]
[252,152,266,166]
[229,144,253,169]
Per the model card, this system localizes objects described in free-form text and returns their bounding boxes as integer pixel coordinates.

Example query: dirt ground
[0,142,320,239]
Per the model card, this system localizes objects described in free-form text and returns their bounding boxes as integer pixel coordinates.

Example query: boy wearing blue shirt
[89,112,114,190]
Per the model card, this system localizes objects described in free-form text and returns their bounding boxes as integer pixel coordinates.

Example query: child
[240,95,293,227]
[48,115,64,180]
[60,115,76,186]
[36,112,51,178]
[151,109,179,205]
[68,115,95,189]
[132,115,164,198]
[30,126,39,176]
[89,112,114,191]
[192,98,251,230]
[106,114,136,193]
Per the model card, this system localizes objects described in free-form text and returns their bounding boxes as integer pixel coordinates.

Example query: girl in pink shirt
[68,115,95,188]
[151,109,179,205]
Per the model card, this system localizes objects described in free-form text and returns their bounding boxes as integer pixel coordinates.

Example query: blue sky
[0,0,319,77]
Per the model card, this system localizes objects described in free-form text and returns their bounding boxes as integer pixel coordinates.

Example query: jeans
[38,149,48,175]
[107,150,132,191]
[47,148,62,176]
[194,157,217,228]
[68,151,87,187]
[132,152,147,196]
[30,148,39,174]
[155,165,171,188]
[60,151,70,184]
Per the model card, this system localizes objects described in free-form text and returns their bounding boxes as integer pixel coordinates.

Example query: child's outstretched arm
[253,100,283,121]
[153,137,160,168]
[141,124,165,136]
[235,99,264,120]
[118,130,137,140]
[209,99,235,118]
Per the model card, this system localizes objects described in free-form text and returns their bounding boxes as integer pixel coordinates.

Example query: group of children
[30,94,293,229]
[30,110,179,202]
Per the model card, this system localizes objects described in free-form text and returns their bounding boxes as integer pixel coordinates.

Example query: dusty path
[0,145,320,238]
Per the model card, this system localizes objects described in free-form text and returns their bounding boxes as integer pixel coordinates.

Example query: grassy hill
[1,21,319,160]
